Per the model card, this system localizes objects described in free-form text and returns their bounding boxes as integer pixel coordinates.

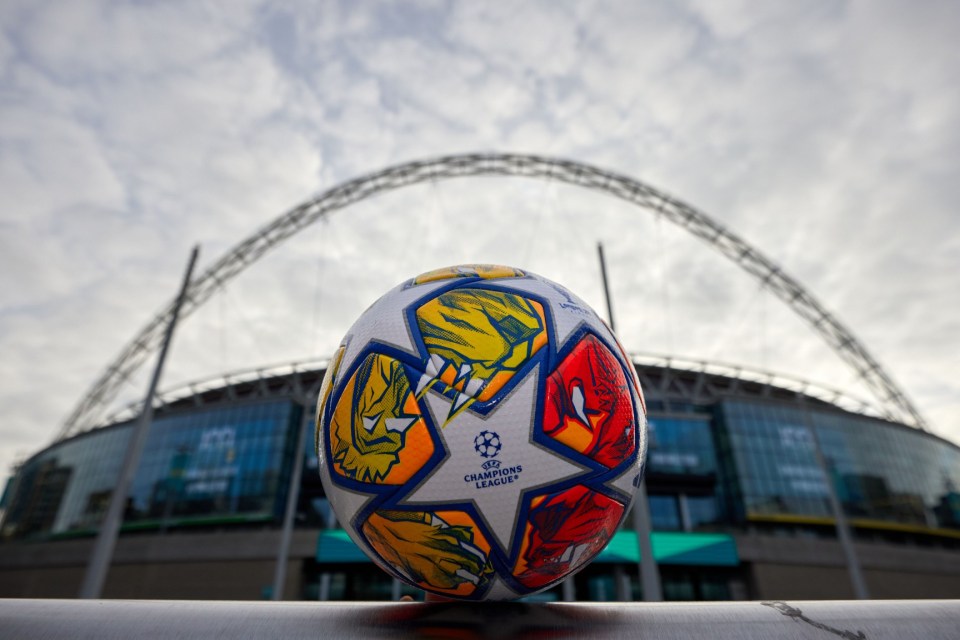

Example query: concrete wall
[3,529,959,600]
[0,528,321,600]
[736,533,960,600]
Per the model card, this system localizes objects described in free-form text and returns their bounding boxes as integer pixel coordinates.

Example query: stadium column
[317,507,338,601]
[631,484,663,601]
[807,411,870,599]
[598,242,663,602]
[272,399,314,600]
[78,246,200,599]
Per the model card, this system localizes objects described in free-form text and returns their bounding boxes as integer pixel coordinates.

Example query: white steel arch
[57,153,928,439]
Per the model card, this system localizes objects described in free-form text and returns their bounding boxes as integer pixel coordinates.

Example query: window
[686,495,719,530]
[648,494,681,531]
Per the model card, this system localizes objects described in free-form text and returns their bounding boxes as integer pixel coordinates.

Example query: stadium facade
[2,359,959,601]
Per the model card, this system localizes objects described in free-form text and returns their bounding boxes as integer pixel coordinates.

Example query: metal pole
[318,506,337,601]
[271,404,312,600]
[597,242,662,602]
[631,483,663,601]
[597,243,616,334]
[562,578,576,601]
[807,416,870,599]
[79,245,200,599]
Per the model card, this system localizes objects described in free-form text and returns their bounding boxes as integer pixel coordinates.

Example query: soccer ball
[316,264,647,600]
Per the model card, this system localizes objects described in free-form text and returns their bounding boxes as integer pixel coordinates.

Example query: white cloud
[446,3,582,78]
[0,107,125,219]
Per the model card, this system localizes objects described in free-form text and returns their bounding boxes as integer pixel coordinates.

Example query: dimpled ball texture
[316,264,647,601]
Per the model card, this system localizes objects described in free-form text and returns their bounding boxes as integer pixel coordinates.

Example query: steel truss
[57,153,927,439]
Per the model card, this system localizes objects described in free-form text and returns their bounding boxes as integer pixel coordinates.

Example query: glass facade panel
[647,416,717,477]
[2,424,134,537]
[717,399,960,531]
[125,400,299,528]
[1,399,298,539]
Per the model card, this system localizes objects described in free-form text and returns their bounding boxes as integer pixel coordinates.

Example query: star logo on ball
[401,367,590,554]
[474,430,502,459]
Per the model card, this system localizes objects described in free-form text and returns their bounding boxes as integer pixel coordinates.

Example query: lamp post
[79,246,200,599]
[598,242,662,601]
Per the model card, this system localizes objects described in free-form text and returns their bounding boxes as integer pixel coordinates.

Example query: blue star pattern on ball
[474,430,502,459]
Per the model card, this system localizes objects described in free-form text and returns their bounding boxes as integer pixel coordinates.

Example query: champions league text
[464,465,524,489]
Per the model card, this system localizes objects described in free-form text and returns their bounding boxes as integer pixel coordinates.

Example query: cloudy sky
[1,0,959,480]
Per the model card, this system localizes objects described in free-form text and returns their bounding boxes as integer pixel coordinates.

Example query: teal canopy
[316,529,738,566]
[596,531,738,566]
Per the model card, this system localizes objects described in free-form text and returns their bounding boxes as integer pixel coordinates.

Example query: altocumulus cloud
[0,0,958,480]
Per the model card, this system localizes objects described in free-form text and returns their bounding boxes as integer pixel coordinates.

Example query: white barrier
[1,598,958,639]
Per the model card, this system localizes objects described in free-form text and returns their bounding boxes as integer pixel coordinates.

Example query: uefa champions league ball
[316,264,647,600]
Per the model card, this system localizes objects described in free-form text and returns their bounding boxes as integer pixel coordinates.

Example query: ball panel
[361,509,495,598]
[315,345,345,458]
[335,278,454,395]
[415,288,547,409]
[609,331,647,416]
[328,352,434,485]
[512,485,625,590]
[412,264,526,286]
[543,334,637,468]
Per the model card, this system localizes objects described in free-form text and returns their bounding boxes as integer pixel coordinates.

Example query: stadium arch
[57,153,928,439]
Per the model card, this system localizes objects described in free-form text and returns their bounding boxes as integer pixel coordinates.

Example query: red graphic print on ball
[543,334,636,468]
[513,485,625,589]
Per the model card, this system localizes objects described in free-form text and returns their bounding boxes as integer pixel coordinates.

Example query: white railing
[1,598,957,639]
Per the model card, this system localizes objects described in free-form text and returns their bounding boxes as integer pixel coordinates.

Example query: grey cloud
[18,0,253,80]
[446,3,583,78]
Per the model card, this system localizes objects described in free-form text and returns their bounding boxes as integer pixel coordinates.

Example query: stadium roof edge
[76,353,881,440]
